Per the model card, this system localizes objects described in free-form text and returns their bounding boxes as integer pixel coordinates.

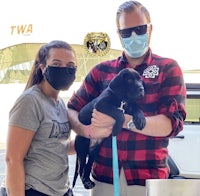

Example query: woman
[2,40,77,196]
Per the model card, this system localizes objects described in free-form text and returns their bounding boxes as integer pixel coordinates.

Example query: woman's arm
[5,126,35,196]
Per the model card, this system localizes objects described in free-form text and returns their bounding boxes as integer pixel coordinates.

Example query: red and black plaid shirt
[67,48,186,186]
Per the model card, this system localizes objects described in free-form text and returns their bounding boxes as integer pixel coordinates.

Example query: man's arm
[91,109,173,137]
[67,108,112,139]
[123,113,172,137]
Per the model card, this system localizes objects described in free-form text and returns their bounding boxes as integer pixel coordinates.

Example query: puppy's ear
[142,80,146,91]
[109,69,128,88]
[109,71,125,99]
[109,74,121,89]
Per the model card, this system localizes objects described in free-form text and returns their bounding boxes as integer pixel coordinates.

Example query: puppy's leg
[78,99,96,125]
[81,143,101,189]
[72,156,79,188]
[131,104,146,130]
[74,136,90,188]
[81,154,95,189]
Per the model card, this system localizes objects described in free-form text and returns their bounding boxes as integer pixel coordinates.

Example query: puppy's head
[109,68,144,102]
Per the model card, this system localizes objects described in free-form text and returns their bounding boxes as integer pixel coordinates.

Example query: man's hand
[89,109,113,138]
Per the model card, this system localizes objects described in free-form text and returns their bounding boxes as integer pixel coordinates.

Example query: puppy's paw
[83,179,95,189]
[133,114,146,130]
[134,118,146,130]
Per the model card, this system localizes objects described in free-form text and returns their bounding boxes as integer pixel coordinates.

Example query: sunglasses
[118,24,151,38]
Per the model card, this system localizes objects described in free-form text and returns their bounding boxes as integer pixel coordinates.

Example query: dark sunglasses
[118,24,151,38]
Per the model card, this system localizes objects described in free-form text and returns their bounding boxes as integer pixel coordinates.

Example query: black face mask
[44,66,76,90]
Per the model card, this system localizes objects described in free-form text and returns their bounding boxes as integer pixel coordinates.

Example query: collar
[118,48,153,72]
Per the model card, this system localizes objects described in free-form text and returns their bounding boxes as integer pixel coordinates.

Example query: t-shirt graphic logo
[49,120,70,139]
[143,65,159,78]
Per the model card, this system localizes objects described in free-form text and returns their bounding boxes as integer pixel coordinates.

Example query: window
[185,96,200,123]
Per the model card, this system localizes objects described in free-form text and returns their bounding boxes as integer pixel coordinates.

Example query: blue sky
[0,0,199,70]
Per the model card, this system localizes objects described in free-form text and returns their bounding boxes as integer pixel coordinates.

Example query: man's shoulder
[97,56,121,66]
[93,56,123,74]
[151,52,178,65]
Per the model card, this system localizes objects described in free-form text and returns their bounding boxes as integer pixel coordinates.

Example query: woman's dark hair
[24,40,76,90]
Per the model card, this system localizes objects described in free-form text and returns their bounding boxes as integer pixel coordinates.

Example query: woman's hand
[67,139,76,155]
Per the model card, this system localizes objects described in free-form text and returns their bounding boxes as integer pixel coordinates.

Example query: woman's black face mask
[44,66,76,90]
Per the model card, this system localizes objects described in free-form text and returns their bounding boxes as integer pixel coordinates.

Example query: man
[67,1,186,196]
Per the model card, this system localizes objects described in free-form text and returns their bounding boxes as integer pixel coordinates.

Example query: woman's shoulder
[13,85,45,107]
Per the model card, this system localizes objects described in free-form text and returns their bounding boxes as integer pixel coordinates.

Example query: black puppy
[72,68,146,189]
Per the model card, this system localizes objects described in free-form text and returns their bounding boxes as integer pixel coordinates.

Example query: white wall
[0,0,199,71]
[0,82,81,145]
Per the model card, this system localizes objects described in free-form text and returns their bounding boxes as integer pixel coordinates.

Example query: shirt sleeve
[158,61,187,137]
[9,94,42,132]
[67,66,101,111]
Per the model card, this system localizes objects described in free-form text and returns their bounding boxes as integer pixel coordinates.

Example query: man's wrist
[127,118,136,130]
[86,125,92,138]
